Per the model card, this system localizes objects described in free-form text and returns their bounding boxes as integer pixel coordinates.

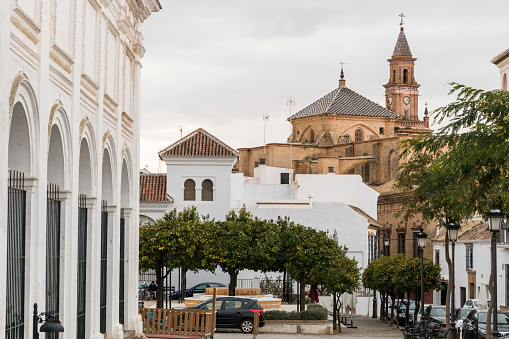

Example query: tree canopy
[396,83,509,222]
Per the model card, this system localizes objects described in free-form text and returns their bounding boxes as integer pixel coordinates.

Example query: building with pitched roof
[139,129,383,316]
[492,47,509,91]
[237,25,431,187]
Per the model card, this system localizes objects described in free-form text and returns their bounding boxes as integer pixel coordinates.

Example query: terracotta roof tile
[433,220,489,242]
[159,128,239,158]
[290,87,398,120]
[140,173,172,202]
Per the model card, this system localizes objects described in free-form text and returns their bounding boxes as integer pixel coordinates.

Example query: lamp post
[446,220,460,339]
[416,229,427,338]
[33,303,65,338]
[384,233,390,256]
[487,206,504,337]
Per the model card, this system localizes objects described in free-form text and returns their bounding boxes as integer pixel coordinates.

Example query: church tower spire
[383,15,420,120]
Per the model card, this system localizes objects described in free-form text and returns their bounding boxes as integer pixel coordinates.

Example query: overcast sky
[139,0,509,172]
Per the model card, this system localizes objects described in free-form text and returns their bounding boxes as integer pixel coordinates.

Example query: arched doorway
[77,135,93,339]
[100,148,114,334]
[6,101,32,338]
[119,158,130,325]
[46,122,67,339]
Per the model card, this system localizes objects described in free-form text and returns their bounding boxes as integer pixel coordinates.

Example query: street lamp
[487,206,504,337]
[33,303,64,338]
[446,219,460,339]
[384,233,390,255]
[416,229,427,338]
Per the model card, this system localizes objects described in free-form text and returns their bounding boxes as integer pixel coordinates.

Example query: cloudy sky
[139,0,509,172]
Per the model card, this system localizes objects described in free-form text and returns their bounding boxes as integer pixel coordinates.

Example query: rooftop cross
[339,61,345,79]
[399,13,405,28]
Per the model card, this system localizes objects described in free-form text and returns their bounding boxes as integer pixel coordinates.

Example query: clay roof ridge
[159,128,239,158]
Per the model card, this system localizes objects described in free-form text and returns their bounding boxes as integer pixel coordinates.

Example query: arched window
[309,129,315,143]
[355,129,363,142]
[503,73,508,91]
[393,69,396,82]
[184,179,196,201]
[342,135,351,143]
[201,179,213,201]
[403,69,408,83]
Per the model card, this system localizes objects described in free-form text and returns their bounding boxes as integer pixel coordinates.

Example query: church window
[309,129,315,143]
[379,127,385,135]
[201,179,213,201]
[355,129,363,142]
[397,232,406,254]
[393,69,396,82]
[184,179,196,201]
[297,130,300,135]
[403,69,408,83]
[404,110,409,119]
[341,135,351,143]
[328,167,334,173]
[503,73,507,91]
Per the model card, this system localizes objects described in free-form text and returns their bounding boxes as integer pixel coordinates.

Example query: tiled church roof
[139,173,172,202]
[159,128,239,158]
[290,87,398,120]
[392,28,412,57]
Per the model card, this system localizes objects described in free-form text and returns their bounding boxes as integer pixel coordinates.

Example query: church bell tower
[383,16,420,120]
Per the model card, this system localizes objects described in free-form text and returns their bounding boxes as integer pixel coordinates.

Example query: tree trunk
[333,292,337,331]
[405,295,411,329]
[282,271,286,302]
[390,294,396,326]
[181,267,187,301]
[228,268,237,296]
[155,261,166,309]
[445,232,451,329]
[300,275,306,311]
[336,293,343,333]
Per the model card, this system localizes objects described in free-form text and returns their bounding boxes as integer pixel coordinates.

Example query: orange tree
[208,208,280,296]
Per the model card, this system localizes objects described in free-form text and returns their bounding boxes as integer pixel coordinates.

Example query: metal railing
[77,194,87,339]
[6,170,26,339]
[46,183,61,339]
[139,308,214,336]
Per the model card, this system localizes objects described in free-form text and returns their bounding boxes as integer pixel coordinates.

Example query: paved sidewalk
[212,315,402,338]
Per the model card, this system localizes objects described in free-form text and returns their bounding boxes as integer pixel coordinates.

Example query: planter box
[259,322,333,335]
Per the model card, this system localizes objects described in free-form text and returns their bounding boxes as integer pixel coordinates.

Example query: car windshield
[430,307,447,317]
[478,312,509,324]
[458,309,471,319]
[401,304,416,311]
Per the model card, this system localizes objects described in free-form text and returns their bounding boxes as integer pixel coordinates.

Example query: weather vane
[399,13,405,27]
[339,61,345,79]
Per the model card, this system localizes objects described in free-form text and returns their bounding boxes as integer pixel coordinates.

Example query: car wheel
[240,319,254,333]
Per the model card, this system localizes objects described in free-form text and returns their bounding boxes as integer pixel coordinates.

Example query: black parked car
[173,282,226,300]
[461,309,509,339]
[392,301,417,327]
[189,296,265,333]
[422,305,448,326]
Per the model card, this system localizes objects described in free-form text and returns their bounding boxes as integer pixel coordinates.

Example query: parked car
[461,309,509,339]
[422,305,448,326]
[189,296,265,333]
[173,282,226,300]
[464,299,480,308]
[455,307,476,336]
[392,301,417,327]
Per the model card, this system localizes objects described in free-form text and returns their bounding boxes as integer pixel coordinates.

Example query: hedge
[263,304,328,321]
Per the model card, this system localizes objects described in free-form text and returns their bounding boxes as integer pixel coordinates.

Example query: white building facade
[0,1,160,338]
[140,129,381,288]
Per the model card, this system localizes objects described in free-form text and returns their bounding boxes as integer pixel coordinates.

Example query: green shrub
[263,304,327,321]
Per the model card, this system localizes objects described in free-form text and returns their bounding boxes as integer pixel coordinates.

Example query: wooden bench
[436,326,449,339]
[424,322,439,339]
